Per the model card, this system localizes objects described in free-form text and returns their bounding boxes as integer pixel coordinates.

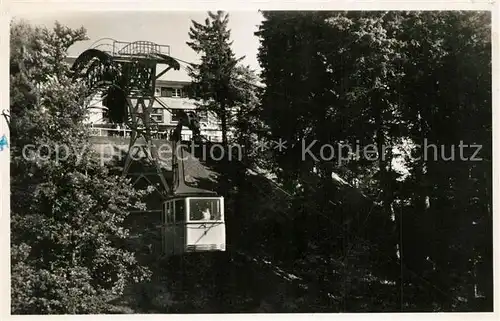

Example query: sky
[16,11,264,81]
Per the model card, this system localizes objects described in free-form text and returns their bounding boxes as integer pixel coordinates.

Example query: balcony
[89,39,171,58]
[87,126,222,142]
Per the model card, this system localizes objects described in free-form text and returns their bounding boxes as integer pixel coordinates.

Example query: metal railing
[88,38,171,57]
[87,126,222,142]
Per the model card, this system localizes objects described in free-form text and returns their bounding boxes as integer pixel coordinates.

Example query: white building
[67,55,223,142]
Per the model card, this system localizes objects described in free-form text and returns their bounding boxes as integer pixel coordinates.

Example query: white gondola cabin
[161,196,226,256]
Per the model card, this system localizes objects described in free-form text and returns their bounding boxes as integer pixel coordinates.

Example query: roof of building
[156,79,190,86]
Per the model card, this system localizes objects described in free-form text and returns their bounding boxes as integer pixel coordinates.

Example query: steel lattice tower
[72,39,184,197]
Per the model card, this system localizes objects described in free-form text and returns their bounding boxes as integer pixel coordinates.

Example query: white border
[3,0,497,13]
[1,1,498,321]
[0,0,11,319]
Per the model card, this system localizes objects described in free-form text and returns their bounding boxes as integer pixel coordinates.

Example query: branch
[1,109,10,128]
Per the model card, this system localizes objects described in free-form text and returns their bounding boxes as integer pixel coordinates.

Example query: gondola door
[173,199,187,255]
[162,201,173,256]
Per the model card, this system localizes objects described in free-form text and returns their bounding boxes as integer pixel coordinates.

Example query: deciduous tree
[10,20,151,314]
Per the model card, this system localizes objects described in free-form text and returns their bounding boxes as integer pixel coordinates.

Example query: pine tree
[256,11,492,311]
[186,11,243,146]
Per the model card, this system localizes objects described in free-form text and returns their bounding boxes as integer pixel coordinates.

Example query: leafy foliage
[9,11,492,313]
[10,20,151,314]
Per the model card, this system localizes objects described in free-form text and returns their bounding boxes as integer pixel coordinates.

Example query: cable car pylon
[73,39,226,258]
[71,39,181,197]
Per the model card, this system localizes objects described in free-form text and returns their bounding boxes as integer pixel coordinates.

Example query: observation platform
[89,38,171,59]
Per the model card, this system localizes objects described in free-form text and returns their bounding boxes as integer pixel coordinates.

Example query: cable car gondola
[160,110,226,256]
[71,41,225,257]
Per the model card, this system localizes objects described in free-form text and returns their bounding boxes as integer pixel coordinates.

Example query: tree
[396,11,492,310]
[186,11,243,146]
[10,20,151,314]
[256,11,492,311]
[229,65,264,164]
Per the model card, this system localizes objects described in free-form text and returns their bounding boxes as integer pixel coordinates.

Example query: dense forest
[10,11,492,313]
[252,11,492,311]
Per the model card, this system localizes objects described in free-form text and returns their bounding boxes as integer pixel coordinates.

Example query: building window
[160,87,171,97]
[151,115,163,122]
[160,87,183,98]
[173,88,183,97]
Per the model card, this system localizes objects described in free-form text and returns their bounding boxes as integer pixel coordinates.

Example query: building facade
[68,56,223,142]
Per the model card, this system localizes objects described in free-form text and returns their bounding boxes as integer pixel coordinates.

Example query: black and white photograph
[3,2,497,315]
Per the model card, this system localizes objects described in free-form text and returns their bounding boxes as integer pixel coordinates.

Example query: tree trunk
[374,93,400,309]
